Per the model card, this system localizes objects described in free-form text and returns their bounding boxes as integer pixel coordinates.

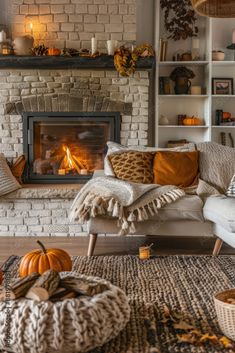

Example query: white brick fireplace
[0,0,154,237]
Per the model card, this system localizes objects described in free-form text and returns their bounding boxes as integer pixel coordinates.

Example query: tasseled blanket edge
[69,188,185,235]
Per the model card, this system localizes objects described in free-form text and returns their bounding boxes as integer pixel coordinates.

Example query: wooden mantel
[0,55,155,70]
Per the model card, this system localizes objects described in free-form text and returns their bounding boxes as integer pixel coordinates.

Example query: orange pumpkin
[183,116,201,126]
[19,241,72,277]
[47,48,61,56]
[223,112,231,120]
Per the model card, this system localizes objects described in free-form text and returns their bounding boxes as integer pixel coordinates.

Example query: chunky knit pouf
[0,272,130,353]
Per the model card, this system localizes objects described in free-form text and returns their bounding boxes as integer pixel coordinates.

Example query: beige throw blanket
[70,176,185,235]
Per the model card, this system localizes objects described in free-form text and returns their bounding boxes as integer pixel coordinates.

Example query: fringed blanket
[70,176,185,235]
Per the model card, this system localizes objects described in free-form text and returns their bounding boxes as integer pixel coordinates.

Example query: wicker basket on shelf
[214,288,235,340]
[191,0,235,18]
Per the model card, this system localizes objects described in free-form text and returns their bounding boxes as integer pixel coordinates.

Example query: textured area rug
[3,255,235,353]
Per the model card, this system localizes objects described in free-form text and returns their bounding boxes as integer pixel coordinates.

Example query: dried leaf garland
[114,46,138,77]
[160,0,198,41]
[161,305,235,350]
[114,44,154,77]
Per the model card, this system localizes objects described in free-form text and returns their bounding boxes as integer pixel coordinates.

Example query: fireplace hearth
[23,112,120,184]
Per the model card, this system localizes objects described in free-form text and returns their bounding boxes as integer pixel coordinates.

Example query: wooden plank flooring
[0,235,234,265]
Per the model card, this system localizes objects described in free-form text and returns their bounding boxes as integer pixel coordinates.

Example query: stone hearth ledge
[3,184,82,200]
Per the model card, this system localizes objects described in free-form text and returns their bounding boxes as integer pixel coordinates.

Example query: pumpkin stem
[37,240,47,254]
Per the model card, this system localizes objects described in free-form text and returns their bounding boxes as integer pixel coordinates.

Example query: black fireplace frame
[23,112,121,184]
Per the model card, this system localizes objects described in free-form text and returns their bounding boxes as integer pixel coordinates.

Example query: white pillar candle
[91,37,97,55]
[192,38,200,49]
[232,29,235,43]
[0,30,6,43]
[191,86,202,95]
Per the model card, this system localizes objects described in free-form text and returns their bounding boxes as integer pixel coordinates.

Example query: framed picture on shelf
[212,78,234,95]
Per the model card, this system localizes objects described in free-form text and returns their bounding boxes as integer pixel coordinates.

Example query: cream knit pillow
[0,154,21,197]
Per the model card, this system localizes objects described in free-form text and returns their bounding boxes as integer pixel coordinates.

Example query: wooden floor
[0,235,234,265]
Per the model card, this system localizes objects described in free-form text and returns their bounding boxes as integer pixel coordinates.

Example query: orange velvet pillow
[153,151,199,187]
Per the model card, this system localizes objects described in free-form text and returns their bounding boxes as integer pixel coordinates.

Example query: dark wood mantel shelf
[0,55,155,70]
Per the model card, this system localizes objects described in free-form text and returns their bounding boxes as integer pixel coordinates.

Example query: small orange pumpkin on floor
[19,240,72,277]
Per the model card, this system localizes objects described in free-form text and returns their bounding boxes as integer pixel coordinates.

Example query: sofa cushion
[152,195,204,222]
[0,154,21,197]
[104,141,196,176]
[153,151,199,187]
[109,151,154,184]
[203,195,235,233]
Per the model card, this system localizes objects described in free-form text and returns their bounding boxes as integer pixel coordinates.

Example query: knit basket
[0,272,131,353]
[214,288,235,341]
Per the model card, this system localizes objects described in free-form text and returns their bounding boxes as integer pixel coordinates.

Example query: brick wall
[0,68,150,159]
[11,0,137,50]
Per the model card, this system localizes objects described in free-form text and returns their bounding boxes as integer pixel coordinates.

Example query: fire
[59,145,88,174]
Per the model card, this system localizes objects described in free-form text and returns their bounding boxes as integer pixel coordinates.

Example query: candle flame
[30,23,33,30]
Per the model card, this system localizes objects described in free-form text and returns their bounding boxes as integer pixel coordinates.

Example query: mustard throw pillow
[153,151,199,187]
[109,151,154,184]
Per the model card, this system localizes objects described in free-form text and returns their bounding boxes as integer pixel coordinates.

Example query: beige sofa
[84,142,235,256]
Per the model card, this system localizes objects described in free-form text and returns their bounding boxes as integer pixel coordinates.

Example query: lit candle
[30,23,33,37]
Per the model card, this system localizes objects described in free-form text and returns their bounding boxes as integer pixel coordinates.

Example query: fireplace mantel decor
[23,112,120,184]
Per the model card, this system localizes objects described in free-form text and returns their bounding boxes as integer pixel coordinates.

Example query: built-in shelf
[159,125,208,128]
[212,125,235,128]
[212,61,235,65]
[0,55,155,70]
[159,95,209,98]
[212,95,235,98]
[159,61,209,66]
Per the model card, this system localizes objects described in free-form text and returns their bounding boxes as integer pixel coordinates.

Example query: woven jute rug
[3,255,235,353]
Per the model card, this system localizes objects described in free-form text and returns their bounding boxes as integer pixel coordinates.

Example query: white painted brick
[51,5,63,13]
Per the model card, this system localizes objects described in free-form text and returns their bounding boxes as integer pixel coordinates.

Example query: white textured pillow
[104,141,196,176]
[226,174,235,197]
[0,154,21,197]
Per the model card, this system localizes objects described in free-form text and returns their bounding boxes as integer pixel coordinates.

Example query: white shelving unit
[154,1,235,147]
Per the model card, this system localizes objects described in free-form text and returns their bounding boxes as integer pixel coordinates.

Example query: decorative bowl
[212,51,225,61]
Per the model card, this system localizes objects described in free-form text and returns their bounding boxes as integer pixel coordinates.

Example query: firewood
[0,272,40,301]
[26,269,60,301]
[60,276,108,296]
[26,287,49,301]
[49,287,77,302]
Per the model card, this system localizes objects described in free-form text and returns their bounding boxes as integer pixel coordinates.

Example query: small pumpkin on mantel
[19,241,72,277]
[183,116,202,126]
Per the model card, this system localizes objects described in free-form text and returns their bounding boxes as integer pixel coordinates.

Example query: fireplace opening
[23,112,120,184]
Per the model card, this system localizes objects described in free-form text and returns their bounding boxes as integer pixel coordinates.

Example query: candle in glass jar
[139,246,151,260]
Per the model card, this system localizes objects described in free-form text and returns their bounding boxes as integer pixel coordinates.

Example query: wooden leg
[212,238,223,256]
[87,234,98,257]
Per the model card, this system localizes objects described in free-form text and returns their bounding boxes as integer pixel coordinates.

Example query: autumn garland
[114,44,154,77]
